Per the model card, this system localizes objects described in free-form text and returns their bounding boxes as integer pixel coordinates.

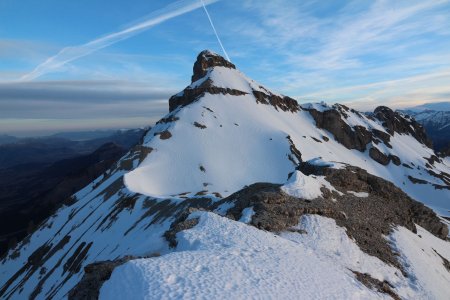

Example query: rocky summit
[1,51,449,300]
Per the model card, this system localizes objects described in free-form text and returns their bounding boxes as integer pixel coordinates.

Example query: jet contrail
[200,0,230,62]
[20,0,220,81]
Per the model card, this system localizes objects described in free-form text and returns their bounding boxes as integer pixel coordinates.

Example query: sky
[1,0,450,136]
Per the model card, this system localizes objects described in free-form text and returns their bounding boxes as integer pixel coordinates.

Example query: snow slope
[124,58,449,214]
[100,212,384,300]
[101,212,450,299]
[0,50,449,299]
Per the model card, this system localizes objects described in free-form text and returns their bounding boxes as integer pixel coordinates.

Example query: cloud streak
[221,0,450,109]
[19,0,219,81]
[0,80,173,118]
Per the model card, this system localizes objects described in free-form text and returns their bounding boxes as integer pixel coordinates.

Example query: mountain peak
[191,50,235,82]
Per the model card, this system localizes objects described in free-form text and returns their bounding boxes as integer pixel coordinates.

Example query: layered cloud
[0,80,174,135]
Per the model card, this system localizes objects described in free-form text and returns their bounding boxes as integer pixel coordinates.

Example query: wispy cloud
[300,69,450,110]
[19,0,219,81]
[222,0,450,109]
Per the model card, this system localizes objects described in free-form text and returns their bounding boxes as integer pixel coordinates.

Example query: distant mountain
[1,51,449,299]
[0,142,128,256]
[0,129,146,256]
[0,129,146,169]
[404,101,450,112]
[0,134,18,145]
[398,104,450,152]
[50,130,121,141]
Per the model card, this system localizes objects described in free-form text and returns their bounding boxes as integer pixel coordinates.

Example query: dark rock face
[390,155,401,166]
[369,147,401,166]
[164,209,200,248]
[372,129,392,148]
[374,106,432,148]
[252,90,300,113]
[287,135,302,165]
[369,147,390,165]
[158,130,172,140]
[192,50,236,82]
[304,105,372,151]
[304,104,435,169]
[169,79,247,112]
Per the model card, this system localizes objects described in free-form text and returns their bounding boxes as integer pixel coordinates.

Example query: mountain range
[0,129,146,257]
[398,107,450,153]
[0,51,449,299]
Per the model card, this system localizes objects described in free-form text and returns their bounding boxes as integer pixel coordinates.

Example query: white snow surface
[389,225,450,300]
[281,171,332,200]
[100,212,386,300]
[347,191,369,197]
[301,101,332,112]
[122,64,449,215]
[101,212,450,300]
[238,206,255,223]
[282,215,450,299]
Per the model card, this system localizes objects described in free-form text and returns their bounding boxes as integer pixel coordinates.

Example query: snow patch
[214,201,234,215]
[238,206,254,223]
[281,171,342,199]
[301,101,331,112]
[389,225,450,299]
[347,191,369,197]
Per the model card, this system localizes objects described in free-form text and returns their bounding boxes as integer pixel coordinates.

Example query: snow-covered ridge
[0,50,449,299]
[101,212,450,300]
[126,58,449,213]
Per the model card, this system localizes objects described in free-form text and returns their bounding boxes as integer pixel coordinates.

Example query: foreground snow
[390,225,450,300]
[100,212,382,299]
[101,212,450,299]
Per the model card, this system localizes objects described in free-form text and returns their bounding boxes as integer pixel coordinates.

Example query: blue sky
[1,0,450,136]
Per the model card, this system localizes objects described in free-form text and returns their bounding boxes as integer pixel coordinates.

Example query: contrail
[200,0,230,62]
[20,0,219,81]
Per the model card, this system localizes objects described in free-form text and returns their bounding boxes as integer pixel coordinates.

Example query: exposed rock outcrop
[374,106,432,147]
[369,147,401,166]
[169,78,248,112]
[304,105,372,151]
[169,50,300,113]
[216,165,448,272]
[351,270,400,300]
[191,50,235,82]
[252,90,300,113]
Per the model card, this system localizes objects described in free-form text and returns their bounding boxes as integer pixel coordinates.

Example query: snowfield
[100,212,384,300]
[1,51,449,300]
[101,212,450,300]
[124,64,450,215]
